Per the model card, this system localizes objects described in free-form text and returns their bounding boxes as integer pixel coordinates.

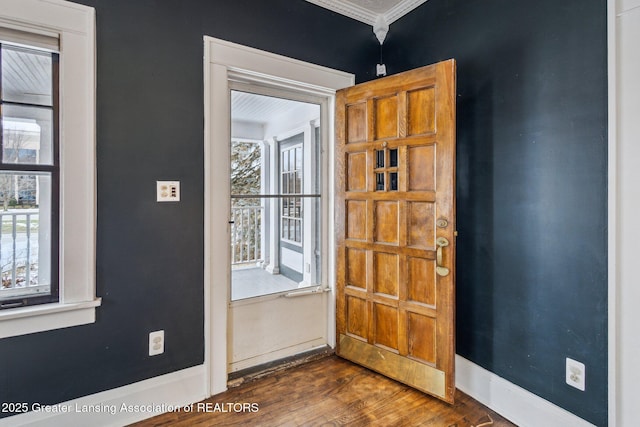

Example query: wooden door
[335,60,456,403]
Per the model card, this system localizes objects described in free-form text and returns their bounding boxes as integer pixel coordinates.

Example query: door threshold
[227,346,334,388]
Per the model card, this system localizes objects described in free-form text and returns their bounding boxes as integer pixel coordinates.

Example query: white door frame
[203,36,354,395]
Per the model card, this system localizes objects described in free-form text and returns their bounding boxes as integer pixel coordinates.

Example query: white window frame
[0,0,99,339]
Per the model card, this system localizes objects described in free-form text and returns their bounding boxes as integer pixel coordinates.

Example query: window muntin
[0,42,59,309]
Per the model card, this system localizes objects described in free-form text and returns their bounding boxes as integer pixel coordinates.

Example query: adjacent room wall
[385,0,608,425]
[0,0,376,417]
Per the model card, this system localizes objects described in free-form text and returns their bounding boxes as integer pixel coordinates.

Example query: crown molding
[305,0,429,26]
[305,0,378,25]
[384,0,429,24]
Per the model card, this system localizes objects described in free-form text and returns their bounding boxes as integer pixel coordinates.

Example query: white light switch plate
[157,181,180,202]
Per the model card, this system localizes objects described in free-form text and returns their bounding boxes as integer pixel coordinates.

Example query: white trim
[303,0,429,26]
[607,0,617,425]
[323,95,337,348]
[204,36,353,396]
[202,38,213,398]
[204,60,231,396]
[456,356,595,427]
[304,0,378,25]
[0,299,100,338]
[0,0,99,338]
[0,0,92,34]
[612,1,640,425]
[384,0,429,24]
[0,365,206,427]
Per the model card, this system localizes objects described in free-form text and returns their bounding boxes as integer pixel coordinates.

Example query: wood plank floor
[130,356,516,427]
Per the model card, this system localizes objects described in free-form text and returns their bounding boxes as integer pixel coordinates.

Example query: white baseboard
[0,365,206,427]
[456,355,595,427]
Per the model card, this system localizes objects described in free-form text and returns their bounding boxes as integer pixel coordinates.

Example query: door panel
[335,60,456,403]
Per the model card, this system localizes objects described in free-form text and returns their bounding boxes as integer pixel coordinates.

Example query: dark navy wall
[0,0,376,417]
[384,0,608,425]
[0,1,608,425]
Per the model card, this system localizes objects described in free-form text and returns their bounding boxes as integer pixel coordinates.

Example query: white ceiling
[304,0,428,26]
[231,91,312,125]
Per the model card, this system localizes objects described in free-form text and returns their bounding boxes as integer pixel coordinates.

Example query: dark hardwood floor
[130,356,516,426]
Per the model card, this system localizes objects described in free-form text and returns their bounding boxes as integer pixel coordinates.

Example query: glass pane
[390,172,398,191]
[230,141,261,196]
[1,45,53,106]
[0,173,52,301]
[376,173,385,191]
[376,150,385,168]
[295,172,302,194]
[229,91,321,301]
[390,149,398,167]
[295,147,302,170]
[2,104,53,165]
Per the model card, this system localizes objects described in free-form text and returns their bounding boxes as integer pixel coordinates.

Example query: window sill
[0,298,101,339]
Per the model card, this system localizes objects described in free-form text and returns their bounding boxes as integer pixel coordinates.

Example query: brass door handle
[436,237,450,277]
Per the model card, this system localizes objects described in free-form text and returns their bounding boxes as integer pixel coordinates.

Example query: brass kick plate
[338,334,446,398]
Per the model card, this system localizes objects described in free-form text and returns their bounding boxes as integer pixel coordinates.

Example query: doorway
[227,86,327,374]
[204,36,354,395]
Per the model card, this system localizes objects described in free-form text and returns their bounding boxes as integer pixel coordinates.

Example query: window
[0,0,98,339]
[280,144,303,244]
[0,42,59,309]
[374,148,399,191]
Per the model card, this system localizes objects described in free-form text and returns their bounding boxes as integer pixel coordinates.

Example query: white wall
[614,0,640,424]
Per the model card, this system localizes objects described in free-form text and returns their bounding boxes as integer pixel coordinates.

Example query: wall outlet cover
[566,357,585,391]
[149,330,165,356]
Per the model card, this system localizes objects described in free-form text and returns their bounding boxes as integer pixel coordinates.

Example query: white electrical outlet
[149,330,164,356]
[566,357,585,391]
[156,181,180,202]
